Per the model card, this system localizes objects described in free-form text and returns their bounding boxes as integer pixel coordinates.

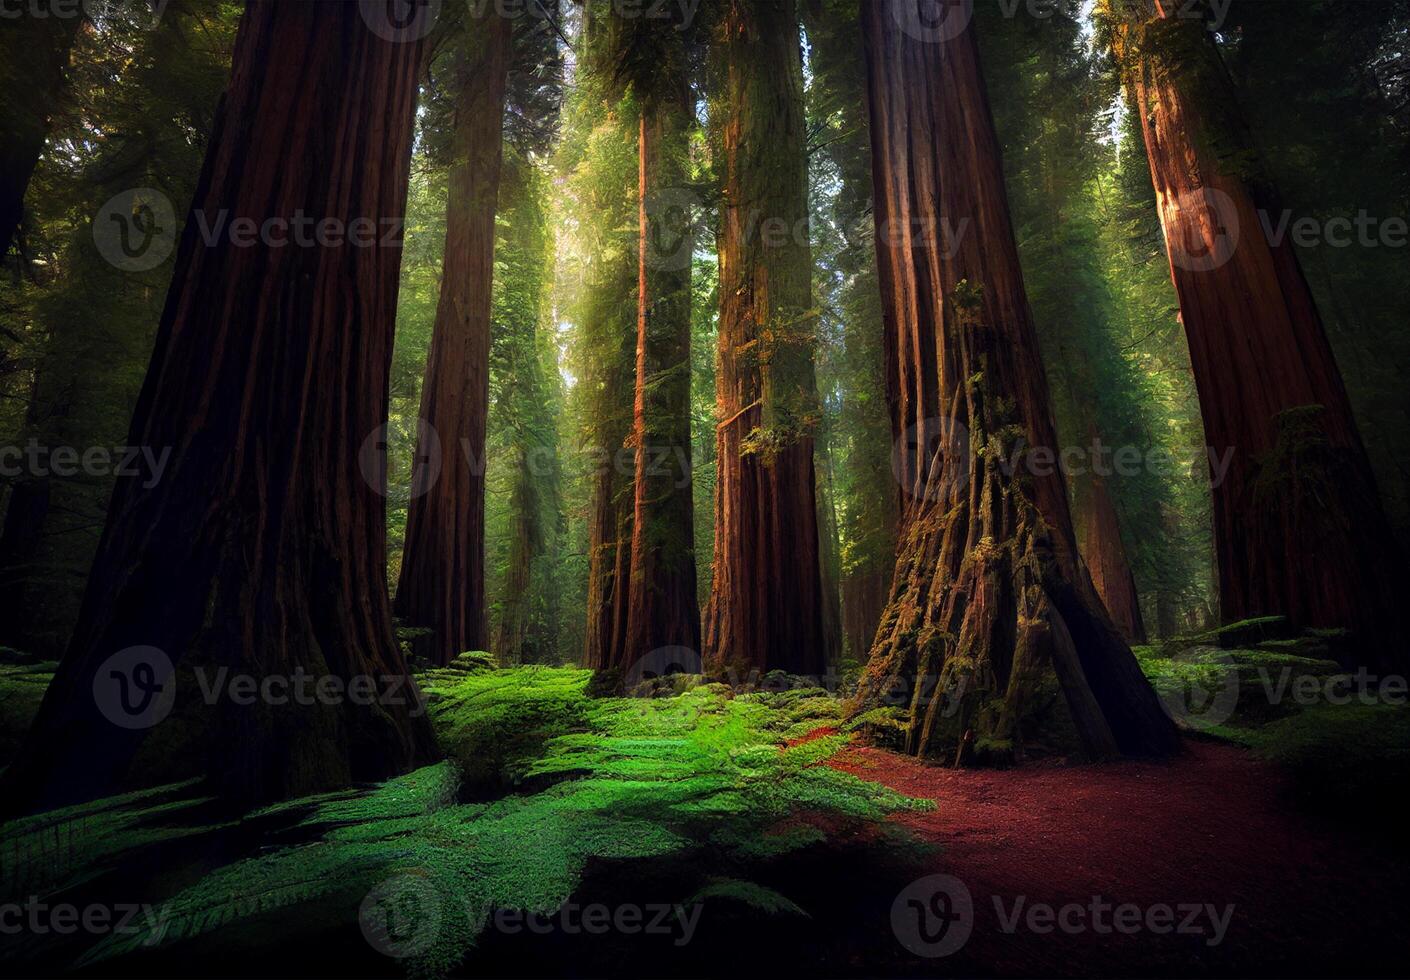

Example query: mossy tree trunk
[703,0,826,678]
[0,0,438,816]
[395,11,513,665]
[1112,1,1405,670]
[853,0,1178,762]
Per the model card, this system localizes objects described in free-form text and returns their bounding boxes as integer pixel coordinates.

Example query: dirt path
[827,739,1408,977]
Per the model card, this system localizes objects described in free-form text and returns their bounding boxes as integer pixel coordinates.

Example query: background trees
[394,7,513,665]
[703,0,826,677]
[0,0,1405,814]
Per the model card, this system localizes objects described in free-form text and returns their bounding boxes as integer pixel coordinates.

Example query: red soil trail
[827,739,1408,977]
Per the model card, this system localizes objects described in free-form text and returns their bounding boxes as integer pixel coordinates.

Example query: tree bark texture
[854,0,1178,761]
[1,1,438,815]
[395,11,513,665]
[704,0,826,678]
[1115,3,1405,669]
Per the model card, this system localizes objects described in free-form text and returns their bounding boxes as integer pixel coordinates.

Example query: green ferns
[41,668,928,978]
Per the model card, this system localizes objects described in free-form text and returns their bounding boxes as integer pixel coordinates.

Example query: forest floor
[826,738,1408,977]
[1,643,1407,977]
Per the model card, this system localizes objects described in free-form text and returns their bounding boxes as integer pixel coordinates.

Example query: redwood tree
[0,1,437,815]
[852,0,1177,761]
[395,10,513,665]
[1109,0,1405,669]
[577,6,640,672]
[598,9,704,673]
[1082,468,1148,644]
[703,0,826,678]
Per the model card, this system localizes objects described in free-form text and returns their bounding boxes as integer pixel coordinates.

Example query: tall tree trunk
[395,12,512,665]
[622,93,702,672]
[1081,471,1148,644]
[495,447,544,664]
[841,566,889,662]
[853,0,1177,762]
[1113,2,1405,669]
[704,0,825,678]
[0,1,437,817]
[815,432,845,669]
[0,5,81,256]
[583,427,633,669]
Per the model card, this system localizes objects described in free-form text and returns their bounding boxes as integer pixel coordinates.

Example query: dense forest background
[4,0,1403,669]
[1,2,1408,976]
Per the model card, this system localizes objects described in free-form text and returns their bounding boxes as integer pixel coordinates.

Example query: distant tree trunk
[1114,4,1405,669]
[0,1,437,816]
[853,0,1177,762]
[395,12,512,665]
[622,92,701,672]
[0,7,81,256]
[1081,472,1148,644]
[841,565,889,662]
[815,434,845,669]
[704,0,826,678]
[495,447,544,664]
[582,255,636,672]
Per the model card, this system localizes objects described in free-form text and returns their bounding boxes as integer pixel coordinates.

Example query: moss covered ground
[1,658,930,976]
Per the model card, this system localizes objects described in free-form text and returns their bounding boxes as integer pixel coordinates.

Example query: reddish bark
[703,0,826,678]
[623,99,701,672]
[1116,5,1404,669]
[1081,472,1148,644]
[853,0,1177,761]
[0,1,437,815]
[395,12,512,665]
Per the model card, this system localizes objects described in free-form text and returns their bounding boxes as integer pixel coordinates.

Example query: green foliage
[421,665,595,789]
[50,667,926,977]
[0,779,213,900]
[0,659,54,765]
[1135,644,1409,818]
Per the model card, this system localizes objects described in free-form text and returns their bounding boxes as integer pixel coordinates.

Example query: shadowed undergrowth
[1,663,930,977]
